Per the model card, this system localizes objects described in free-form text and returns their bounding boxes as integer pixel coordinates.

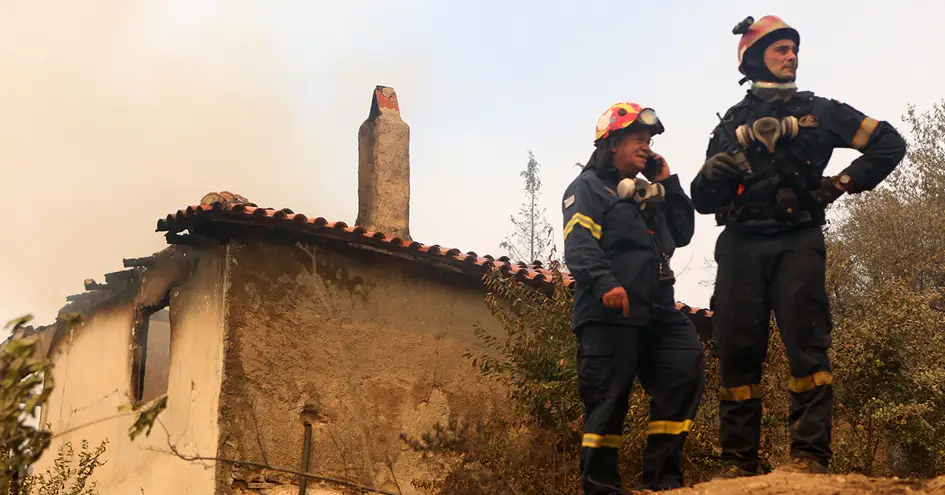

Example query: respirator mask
[735,115,800,153]
[617,177,665,209]
[617,177,675,283]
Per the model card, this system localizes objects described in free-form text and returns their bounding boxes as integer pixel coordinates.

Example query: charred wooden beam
[65,292,96,303]
[165,232,191,245]
[104,269,140,285]
[164,232,219,247]
[123,256,156,268]
[83,279,108,291]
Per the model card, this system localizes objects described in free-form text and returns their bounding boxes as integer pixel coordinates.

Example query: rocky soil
[655,472,945,495]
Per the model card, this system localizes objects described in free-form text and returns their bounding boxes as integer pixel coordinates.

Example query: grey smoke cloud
[0,3,291,327]
[0,1,437,329]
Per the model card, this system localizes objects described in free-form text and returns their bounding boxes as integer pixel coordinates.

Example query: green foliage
[466,268,581,432]
[126,396,168,442]
[17,440,108,495]
[1,316,54,494]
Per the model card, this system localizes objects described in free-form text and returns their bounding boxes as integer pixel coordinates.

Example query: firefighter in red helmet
[690,15,907,478]
[563,101,706,492]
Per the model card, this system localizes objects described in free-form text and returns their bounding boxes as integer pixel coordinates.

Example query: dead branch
[49,411,139,440]
[152,419,397,495]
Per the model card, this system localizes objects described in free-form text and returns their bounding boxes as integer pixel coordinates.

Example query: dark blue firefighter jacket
[562,161,695,330]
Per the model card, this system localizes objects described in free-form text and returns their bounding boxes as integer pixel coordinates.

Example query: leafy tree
[501,151,558,265]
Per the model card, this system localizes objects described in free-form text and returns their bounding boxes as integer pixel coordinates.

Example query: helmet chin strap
[750,80,798,102]
[737,48,797,94]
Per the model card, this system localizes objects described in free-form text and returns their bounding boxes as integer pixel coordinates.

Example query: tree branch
[50,411,139,440]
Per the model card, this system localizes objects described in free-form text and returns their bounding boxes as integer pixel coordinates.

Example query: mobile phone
[644,154,661,178]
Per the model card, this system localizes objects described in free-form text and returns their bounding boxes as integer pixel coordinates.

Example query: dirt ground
[652,472,945,495]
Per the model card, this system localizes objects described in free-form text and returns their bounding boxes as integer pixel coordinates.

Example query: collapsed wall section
[31,246,229,495]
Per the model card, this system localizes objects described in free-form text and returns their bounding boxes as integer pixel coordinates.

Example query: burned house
[12,86,712,495]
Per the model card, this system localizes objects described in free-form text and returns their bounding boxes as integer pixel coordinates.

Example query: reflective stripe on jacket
[563,165,694,329]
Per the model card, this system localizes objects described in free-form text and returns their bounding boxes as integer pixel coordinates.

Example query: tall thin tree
[501,150,558,265]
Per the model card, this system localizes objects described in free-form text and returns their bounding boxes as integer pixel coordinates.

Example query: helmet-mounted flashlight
[637,108,658,127]
[733,16,755,35]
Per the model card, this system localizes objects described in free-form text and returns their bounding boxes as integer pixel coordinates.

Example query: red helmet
[594,101,664,143]
[734,15,799,75]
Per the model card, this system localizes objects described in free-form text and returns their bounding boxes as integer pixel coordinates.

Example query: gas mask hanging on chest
[617,177,665,209]
[617,177,674,282]
[735,115,800,154]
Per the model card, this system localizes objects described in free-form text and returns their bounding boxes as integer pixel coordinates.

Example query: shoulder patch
[798,114,820,128]
[563,195,575,208]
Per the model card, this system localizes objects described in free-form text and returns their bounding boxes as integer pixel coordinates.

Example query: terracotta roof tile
[156,193,713,321]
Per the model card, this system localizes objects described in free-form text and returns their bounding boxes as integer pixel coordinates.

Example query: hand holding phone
[643,151,670,182]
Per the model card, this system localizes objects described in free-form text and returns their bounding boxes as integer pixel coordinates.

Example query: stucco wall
[217,237,508,495]
[33,247,228,495]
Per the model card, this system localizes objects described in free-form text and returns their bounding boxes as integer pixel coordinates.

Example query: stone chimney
[356,85,411,241]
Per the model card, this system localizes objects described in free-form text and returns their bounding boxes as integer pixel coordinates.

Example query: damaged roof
[156,192,713,329]
[4,192,714,352]
[1,249,187,355]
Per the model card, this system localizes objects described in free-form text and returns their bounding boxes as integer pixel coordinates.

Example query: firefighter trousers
[576,303,706,493]
[711,224,834,474]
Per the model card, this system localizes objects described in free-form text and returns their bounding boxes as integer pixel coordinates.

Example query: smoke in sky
[0,1,308,327]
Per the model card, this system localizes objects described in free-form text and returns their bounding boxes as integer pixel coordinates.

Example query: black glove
[701,152,741,181]
[812,176,846,207]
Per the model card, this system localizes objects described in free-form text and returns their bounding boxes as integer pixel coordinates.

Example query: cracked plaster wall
[32,246,228,495]
[217,238,508,495]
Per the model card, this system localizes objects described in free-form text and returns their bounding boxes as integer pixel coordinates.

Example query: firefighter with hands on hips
[690,15,907,479]
[562,101,707,493]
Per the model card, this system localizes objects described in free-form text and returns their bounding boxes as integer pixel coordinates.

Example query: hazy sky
[2,1,943,336]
